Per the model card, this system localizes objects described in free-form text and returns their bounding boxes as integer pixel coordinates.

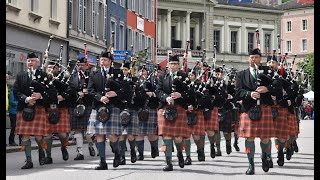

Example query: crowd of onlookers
[299,101,314,120]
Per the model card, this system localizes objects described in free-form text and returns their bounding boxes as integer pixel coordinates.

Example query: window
[302,19,308,31]
[248,32,254,54]
[111,20,116,49]
[68,0,73,28]
[231,31,237,54]
[142,34,145,50]
[151,0,154,21]
[287,21,292,32]
[135,31,139,51]
[213,30,220,53]
[78,0,83,32]
[287,40,292,53]
[127,28,132,50]
[7,0,17,5]
[111,0,116,3]
[139,0,143,15]
[135,0,139,14]
[50,0,57,19]
[132,0,135,11]
[302,39,307,51]
[103,4,107,40]
[264,33,271,54]
[83,0,87,33]
[120,24,124,50]
[171,26,176,40]
[92,0,96,36]
[31,0,39,12]
[120,0,125,7]
[127,0,132,10]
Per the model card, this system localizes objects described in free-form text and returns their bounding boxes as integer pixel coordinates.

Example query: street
[6,120,314,180]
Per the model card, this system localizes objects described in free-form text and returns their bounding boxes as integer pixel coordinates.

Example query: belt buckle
[50,104,57,109]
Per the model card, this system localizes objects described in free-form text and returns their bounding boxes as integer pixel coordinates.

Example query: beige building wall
[6,0,68,39]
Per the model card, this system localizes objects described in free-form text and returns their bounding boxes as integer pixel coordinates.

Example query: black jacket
[70,70,93,107]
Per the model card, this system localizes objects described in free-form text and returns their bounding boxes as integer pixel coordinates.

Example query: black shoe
[268,157,273,168]
[61,147,69,161]
[277,150,284,166]
[131,149,137,163]
[38,149,45,166]
[261,152,269,172]
[74,153,84,160]
[286,147,292,160]
[113,154,121,168]
[163,157,173,171]
[245,158,255,175]
[233,143,240,152]
[210,144,216,158]
[172,146,174,152]
[44,157,53,164]
[21,161,33,169]
[215,149,222,156]
[120,156,126,165]
[138,153,144,160]
[197,149,205,161]
[292,140,299,152]
[95,161,108,170]
[177,152,184,168]
[151,146,159,158]
[88,146,96,157]
[226,144,232,155]
[184,156,192,165]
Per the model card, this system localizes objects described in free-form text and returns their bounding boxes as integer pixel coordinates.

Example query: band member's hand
[82,88,88,94]
[271,95,276,101]
[227,94,233,100]
[251,91,260,100]
[31,92,42,100]
[287,100,291,106]
[187,105,193,112]
[26,96,36,105]
[100,96,109,104]
[170,92,181,99]
[166,97,174,104]
[256,86,269,93]
[106,91,117,98]
[237,100,243,105]
[57,95,64,102]
[146,92,153,97]
[78,91,85,97]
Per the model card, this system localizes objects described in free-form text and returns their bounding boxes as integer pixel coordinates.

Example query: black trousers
[9,113,21,144]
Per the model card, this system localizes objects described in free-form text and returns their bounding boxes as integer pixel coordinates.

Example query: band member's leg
[20,135,33,169]
[95,134,108,170]
[260,138,271,172]
[85,133,96,156]
[34,136,46,165]
[162,136,173,171]
[207,130,215,158]
[119,135,127,165]
[215,130,222,156]
[193,135,205,161]
[108,134,121,168]
[128,135,137,162]
[135,135,144,160]
[74,130,84,160]
[275,138,286,166]
[174,137,184,168]
[225,132,232,154]
[245,137,255,175]
[233,132,240,151]
[58,132,69,161]
[267,139,273,168]
[44,134,53,164]
[148,134,159,158]
[183,137,191,165]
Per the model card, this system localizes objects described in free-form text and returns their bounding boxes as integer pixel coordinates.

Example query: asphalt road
[6,120,314,180]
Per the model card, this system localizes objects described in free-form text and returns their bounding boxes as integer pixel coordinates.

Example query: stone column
[157,16,162,47]
[241,17,246,54]
[176,17,181,40]
[195,19,200,49]
[224,16,228,53]
[167,9,172,48]
[186,11,191,42]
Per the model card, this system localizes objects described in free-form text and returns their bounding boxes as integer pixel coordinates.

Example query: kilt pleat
[70,106,92,130]
[287,111,298,136]
[15,105,48,136]
[187,110,206,135]
[86,106,122,136]
[238,105,275,138]
[47,107,71,133]
[124,109,140,135]
[138,109,158,135]
[205,107,219,132]
[272,105,289,139]
[157,105,188,138]
[219,110,232,133]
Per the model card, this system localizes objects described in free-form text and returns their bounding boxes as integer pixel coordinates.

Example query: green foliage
[298,52,314,90]
[282,0,291,3]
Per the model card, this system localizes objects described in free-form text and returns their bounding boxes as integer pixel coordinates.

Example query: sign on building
[113,50,132,60]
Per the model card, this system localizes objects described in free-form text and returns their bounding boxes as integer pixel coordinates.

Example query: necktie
[79,71,83,81]
[252,69,257,80]
[103,69,107,78]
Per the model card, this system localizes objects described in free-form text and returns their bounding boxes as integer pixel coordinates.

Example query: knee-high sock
[267,139,272,160]
[208,135,215,145]
[128,139,136,151]
[234,133,239,144]
[245,140,255,161]
[149,138,158,148]
[136,140,144,155]
[96,141,106,163]
[21,140,32,162]
[110,140,120,156]
[74,133,83,155]
[44,138,53,158]
[59,136,68,148]
[199,135,205,149]
[175,141,183,153]
[225,133,231,146]
[163,139,173,158]
[215,131,221,148]
[35,138,44,152]
[184,139,191,156]
[119,140,126,157]
[260,141,270,158]
[276,139,286,152]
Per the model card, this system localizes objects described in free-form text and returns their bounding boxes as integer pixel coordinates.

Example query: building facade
[156,0,283,70]
[126,0,156,66]
[278,0,314,71]
[6,0,68,85]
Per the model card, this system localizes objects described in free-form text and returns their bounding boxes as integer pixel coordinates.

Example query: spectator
[304,103,312,119]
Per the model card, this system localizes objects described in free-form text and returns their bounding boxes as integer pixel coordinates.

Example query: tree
[282,0,291,3]
[298,52,314,91]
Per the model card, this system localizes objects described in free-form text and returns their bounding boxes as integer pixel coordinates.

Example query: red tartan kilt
[287,111,298,136]
[187,110,206,135]
[157,105,189,138]
[238,105,275,138]
[46,107,71,133]
[205,107,219,132]
[15,105,49,136]
[272,105,289,139]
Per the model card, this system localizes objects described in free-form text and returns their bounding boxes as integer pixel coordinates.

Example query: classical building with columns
[156,0,284,70]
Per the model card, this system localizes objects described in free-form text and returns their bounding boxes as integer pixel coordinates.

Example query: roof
[215,0,281,10]
[276,0,314,10]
